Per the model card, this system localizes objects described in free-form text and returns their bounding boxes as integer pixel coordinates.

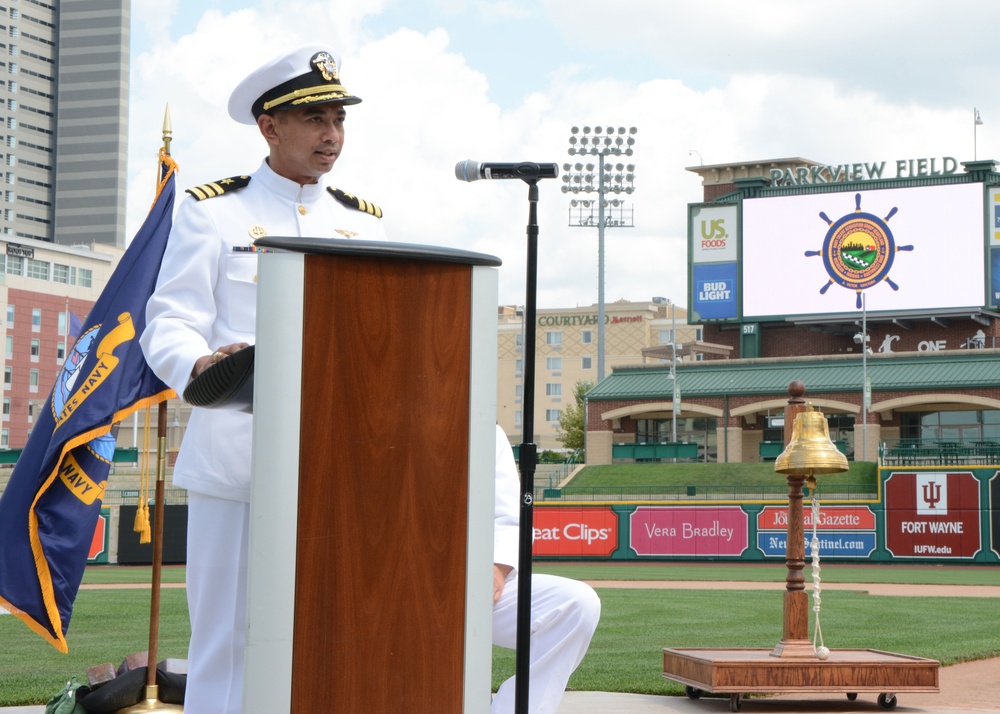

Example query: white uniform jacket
[140,160,386,502]
[494,424,521,572]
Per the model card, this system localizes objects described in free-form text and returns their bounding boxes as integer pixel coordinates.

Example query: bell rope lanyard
[807,475,830,660]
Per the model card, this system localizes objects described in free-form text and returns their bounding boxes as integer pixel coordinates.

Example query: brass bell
[774,404,849,475]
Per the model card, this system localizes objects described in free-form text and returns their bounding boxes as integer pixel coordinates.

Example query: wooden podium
[242,238,501,713]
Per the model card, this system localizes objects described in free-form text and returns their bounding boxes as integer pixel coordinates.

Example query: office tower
[2,0,128,247]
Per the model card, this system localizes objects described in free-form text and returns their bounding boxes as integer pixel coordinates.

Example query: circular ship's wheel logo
[805,193,913,308]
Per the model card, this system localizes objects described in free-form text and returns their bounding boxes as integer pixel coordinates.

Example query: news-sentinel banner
[757,505,877,558]
[742,183,986,319]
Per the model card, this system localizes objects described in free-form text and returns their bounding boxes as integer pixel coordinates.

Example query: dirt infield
[766,657,1000,711]
[584,580,1000,598]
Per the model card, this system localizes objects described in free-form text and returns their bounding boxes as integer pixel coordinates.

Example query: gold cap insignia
[311,52,339,82]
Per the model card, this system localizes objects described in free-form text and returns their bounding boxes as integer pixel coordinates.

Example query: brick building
[0,237,119,447]
[497,299,705,451]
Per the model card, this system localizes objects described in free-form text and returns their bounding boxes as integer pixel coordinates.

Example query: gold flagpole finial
[162,104,172,157]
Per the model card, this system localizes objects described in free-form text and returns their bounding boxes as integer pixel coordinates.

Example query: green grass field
[497,589,1000,696]
[557,461,879,499]
[2,563,998,706]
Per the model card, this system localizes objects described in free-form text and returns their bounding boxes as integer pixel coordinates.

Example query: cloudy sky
[126,0,998,309]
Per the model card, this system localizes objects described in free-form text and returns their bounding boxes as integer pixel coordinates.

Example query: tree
[556,380,594,454]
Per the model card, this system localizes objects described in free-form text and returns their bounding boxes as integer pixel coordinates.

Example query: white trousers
[182,495,599,714]
[491,573,601,714]
[183,492,249,714]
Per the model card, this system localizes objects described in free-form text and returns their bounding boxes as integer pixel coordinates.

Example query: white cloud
[127,0,1000,310]
[131,0,179,44]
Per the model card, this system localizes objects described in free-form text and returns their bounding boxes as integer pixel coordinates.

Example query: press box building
[585,156,1000,464]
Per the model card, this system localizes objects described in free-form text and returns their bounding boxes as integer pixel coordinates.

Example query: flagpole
[974,108,983,160]
[119,106,182,713]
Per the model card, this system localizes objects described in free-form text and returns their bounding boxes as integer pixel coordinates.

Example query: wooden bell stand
[661,381,939,712]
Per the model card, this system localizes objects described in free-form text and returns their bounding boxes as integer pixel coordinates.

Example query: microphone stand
[514,179,539,714]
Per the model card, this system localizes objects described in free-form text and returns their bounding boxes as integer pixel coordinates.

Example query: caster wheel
[685,686,703,700]
[847,693,858,701]
[878,692,898,711]
[730,693,743,712]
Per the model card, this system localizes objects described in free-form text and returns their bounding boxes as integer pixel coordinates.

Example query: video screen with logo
[741,183,986,319]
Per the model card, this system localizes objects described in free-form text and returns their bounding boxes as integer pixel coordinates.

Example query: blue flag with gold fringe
[0,150,178,652]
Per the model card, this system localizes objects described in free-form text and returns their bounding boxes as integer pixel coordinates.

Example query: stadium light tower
[562,125,637,382]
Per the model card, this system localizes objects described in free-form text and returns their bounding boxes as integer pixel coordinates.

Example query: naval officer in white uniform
[491,423,601,714]
[141,43,600,714]
[140,44,385,714]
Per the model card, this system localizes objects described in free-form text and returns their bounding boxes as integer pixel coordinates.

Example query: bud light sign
[692,263,737,320]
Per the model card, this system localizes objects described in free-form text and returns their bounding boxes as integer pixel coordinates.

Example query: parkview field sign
[770,157,959,186]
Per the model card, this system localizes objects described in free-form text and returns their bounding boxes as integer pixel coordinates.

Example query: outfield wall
[533,468,1000,564]
[86,468,1000,565]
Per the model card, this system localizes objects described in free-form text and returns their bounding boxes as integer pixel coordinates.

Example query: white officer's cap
[228,44,362,126]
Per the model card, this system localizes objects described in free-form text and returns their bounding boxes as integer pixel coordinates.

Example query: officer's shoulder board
[327,187,383,218]
[185,175,252,201]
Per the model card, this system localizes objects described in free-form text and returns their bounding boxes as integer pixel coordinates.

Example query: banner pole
[117,106,183,714]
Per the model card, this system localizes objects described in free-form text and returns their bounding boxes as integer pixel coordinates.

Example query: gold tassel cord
[133,406,153,544]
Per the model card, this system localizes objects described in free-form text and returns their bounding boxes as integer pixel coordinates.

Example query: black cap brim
[182,345,255,413]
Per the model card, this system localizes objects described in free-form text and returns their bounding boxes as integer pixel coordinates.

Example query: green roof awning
[586,350,1000,401]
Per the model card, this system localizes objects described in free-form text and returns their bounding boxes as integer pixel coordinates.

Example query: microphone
[455,160,559,182]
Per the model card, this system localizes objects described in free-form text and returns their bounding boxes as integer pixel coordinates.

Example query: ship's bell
[774,404,849,476]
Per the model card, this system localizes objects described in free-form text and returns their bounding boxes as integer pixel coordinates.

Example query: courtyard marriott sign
[538,314,643,326]
[771,156,959,186]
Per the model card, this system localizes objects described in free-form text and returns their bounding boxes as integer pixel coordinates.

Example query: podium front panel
[246,246,497,714]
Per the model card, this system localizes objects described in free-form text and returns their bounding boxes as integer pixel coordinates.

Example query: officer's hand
[191,342,251,378]
[493,564,513,605]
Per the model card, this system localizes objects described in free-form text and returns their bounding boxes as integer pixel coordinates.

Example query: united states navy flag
[0,150,178,652]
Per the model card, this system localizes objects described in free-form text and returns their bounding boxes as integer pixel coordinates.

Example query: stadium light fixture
[562,125,637,382]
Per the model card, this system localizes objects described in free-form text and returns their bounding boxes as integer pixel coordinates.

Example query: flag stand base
[115,684,184,712]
